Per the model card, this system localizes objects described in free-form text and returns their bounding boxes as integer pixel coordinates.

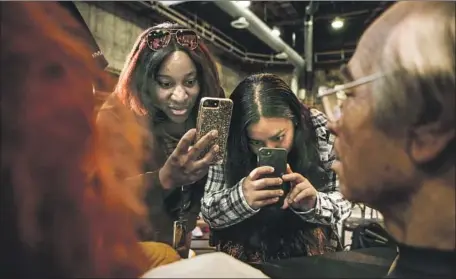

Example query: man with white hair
[319,1,455,278]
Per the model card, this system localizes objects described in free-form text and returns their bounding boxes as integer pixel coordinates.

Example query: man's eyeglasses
[146,29,199,51]
[317,72,384,122]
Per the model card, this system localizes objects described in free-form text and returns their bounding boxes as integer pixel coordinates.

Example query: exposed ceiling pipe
[141,1,290,65]
[158,1,186,7]
[214,1,305,69]
[303,1,317,91]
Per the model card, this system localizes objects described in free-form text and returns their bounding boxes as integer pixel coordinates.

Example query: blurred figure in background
[321,1,455,278]
[0,1,153,277]
[97,22,225,258]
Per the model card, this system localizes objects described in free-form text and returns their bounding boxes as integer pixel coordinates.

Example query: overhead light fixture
[271,26,281,37]
[231,17,249,29]
[234,1,251,8]
[275,52,288,59]
[158,1,186,6]
[299,89,306,100]
[331,17,344,30]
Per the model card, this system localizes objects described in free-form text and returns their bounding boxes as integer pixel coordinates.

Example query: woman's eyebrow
[269,129,285,140]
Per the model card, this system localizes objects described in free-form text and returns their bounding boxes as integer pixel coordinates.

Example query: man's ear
[409,122,455,164]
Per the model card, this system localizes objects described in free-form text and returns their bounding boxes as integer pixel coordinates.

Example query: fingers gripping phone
[196,97,233,164]
[257,147,290,205]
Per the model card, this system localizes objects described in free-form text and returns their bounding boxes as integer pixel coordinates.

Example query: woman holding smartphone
[97,22,225,258]
[201,73,352,263]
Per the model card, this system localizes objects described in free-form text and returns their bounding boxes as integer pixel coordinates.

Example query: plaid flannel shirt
[201,109,352,229]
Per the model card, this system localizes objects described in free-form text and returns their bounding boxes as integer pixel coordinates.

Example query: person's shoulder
[309,108,328,125]
[307,108,335,146]
[96,93,132,124]
[98,92,121,112]
[141,252,269,278]
[308,108,328,133]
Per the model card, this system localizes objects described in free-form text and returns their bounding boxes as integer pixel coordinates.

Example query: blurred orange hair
[1,2,148,277]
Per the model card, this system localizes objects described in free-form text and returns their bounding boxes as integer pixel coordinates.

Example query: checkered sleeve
[201,164,259,229]
[290,109,352,225]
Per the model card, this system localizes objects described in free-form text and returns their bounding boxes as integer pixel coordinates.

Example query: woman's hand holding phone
[281,164,318,210]
[242,166,285,210]
[159,128,219,190]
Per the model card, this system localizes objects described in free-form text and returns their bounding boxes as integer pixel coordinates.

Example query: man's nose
[170,85,188,102]
[327,120,338,136]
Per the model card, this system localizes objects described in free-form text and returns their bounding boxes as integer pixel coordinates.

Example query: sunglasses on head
[146,29,199,51]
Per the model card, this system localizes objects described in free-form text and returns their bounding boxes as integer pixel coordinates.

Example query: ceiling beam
[269,8,386,27]
[214,1,305,68]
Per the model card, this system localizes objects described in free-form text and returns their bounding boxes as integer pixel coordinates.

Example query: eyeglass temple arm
[318,72,384,98]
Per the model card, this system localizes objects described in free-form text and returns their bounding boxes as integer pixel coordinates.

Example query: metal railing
[314,48,355,64]
[138,2,354,67]
[140,1,292,65]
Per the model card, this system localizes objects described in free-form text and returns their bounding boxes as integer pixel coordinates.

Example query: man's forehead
[347,2,414,78]
[348,31,387,78]
[345,59,359,80]
[350,4,451,79]
[386,13,453,75]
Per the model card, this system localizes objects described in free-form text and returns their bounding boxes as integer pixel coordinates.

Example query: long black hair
[217,74,334,261]
[226,73,328,190]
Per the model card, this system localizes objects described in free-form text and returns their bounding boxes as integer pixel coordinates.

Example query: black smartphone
[257,147,290,205]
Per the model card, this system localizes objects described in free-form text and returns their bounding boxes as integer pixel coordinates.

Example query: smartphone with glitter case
[196,97,233,164]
